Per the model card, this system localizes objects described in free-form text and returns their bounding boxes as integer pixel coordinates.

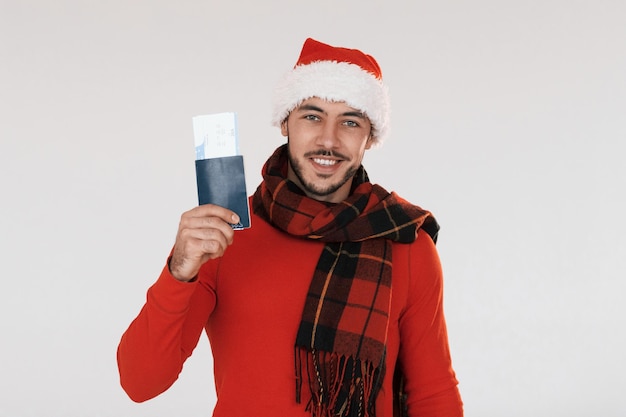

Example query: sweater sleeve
[398,231,463,417]
[116,258,217,402]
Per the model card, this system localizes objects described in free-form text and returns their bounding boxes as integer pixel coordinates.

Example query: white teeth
[313,158,337,166]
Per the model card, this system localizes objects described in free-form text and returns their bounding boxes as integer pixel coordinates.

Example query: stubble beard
[287,148,358,199]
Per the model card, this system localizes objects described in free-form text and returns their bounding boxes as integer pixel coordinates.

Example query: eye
[343,120,360,127]
[304,114,321,121]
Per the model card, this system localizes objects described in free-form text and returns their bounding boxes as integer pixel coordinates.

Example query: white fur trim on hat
[271,60,390,146]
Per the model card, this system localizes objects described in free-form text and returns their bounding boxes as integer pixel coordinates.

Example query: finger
[179,216,236,244]
[170,228,231,280]
[178,226,231,253]
[183,204,240,225]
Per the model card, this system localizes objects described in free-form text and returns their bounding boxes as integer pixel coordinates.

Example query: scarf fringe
[296,347,385,417]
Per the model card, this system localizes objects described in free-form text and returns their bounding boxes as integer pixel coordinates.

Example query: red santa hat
[271,38,391,146]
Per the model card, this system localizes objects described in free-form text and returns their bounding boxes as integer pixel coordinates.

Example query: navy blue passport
[195,155,251,229]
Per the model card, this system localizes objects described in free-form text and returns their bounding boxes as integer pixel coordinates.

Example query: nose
[316,120,340,149]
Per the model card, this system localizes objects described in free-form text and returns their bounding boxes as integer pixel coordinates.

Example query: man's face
[281,97,374,203]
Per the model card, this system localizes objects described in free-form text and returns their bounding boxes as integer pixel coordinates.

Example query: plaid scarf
[252,145,439,417]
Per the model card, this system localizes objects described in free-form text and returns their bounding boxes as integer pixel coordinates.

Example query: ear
[280,119,288,137]
[365,135,375,150]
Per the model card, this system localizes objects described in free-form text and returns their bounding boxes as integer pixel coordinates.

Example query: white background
[1,1,624,416]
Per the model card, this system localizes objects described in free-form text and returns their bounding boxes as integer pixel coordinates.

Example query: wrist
[167,256,198,282]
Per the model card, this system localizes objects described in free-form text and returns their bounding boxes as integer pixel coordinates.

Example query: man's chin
[303,184,340,198]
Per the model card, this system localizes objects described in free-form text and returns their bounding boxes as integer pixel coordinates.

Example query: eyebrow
[296,104,367,119]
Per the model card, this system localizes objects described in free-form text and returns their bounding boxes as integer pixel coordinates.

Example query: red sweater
[117,209,463,416]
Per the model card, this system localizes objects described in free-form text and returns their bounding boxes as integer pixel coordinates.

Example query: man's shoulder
[232,209,321,249]
[391,229,439,263]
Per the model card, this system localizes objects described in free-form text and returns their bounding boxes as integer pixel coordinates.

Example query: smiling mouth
[312,157,338,166]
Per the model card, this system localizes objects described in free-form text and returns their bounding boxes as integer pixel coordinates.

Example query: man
[117,38,463,417]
